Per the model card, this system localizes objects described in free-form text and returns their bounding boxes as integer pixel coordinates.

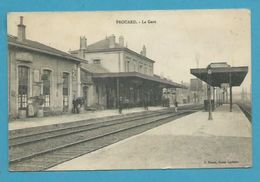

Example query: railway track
[237,103,251,122]
[9,110,171,147]
[9,105,202,171]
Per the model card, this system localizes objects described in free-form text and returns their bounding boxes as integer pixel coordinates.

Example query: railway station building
[8,17,186,119]
[69,35,186,109]
[8,17,83,119]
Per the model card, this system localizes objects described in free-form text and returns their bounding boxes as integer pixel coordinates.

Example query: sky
[7,10,251,93]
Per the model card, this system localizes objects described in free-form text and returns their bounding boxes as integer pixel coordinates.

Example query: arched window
[18,66,29,109]
[42,70,51,107]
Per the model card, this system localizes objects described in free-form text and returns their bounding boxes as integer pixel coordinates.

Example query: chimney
[142,45,146,56]
[80,36,87,50]
[17,16,26,41]
[108,34,116,48]
[119,35,124,47]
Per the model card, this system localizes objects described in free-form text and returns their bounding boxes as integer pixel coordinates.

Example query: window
[62,73,69,112]
[93,59,101,64]
[96,85,100,104]
[133,59,137,71]
[96,85,99,93]
[139,64,143,73]
[42,70,51,107]
[126,61,130,72]
[144,64,147,74]
[18,66,29,109]
[150,65,153,75]
[144,67,147,74]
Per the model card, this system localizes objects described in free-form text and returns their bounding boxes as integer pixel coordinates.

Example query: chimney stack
[141,45,146,56]
[108,34,116,48]
[80,36,87,50]
[119,35,124,47]
[17,16,26,41]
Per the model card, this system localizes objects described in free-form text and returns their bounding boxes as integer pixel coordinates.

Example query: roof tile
[81,62,109,73]
[8,35,82,63]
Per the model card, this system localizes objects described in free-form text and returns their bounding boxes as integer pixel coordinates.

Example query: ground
[49,104,251,170]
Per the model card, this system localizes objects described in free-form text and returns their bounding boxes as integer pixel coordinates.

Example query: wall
[123,51,154,76]
[82,50,154,75]
[83,51,122,72]
[8,46,79,119]
[76,49,155,109]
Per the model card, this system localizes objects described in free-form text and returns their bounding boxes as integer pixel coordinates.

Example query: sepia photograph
[7,10,251,171]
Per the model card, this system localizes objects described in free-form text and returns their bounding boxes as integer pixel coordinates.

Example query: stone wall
[8,46,79,119]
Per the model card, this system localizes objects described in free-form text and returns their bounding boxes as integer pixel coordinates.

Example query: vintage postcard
[7,10,251,171]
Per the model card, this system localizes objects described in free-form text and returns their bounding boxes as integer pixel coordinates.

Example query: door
[83,86,88,109]
[62,73,69,112]
[18,66,29,111]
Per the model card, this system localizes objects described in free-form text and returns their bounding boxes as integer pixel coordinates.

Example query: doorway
[83,86,88,109]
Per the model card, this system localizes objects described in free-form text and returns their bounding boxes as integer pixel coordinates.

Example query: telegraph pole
[196,55,199,103]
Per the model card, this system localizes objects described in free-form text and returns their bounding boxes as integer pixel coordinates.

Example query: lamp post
[229,69,232,112]
[207,68,213,120]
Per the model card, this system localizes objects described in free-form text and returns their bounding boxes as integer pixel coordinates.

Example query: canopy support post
[117,77,121,114]
[207,84,213,120]
[230,86,233,112]
[229,71,232,112]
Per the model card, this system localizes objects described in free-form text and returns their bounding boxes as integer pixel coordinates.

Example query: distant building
[190,78,203,92]
[190,78,205,103]
[175,82,190,104]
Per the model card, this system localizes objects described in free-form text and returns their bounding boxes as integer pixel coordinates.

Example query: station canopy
[92,72,187,89]
[190,62,248,87]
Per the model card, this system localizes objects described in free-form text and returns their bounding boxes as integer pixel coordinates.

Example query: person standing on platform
[119,96,123,114]
[144,95,149,110]
[72,95,79,114]
[174,100,178,112]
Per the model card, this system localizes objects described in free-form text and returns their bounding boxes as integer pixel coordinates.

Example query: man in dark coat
[118,96,123,114]
[174,100,178,112]
[72,95,79,114]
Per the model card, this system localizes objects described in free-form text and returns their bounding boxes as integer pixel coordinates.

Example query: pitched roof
[8,35,83,63]
[92,72,187,89]
[86,38,120,51]
[190,66,248,87]
[69,37,155,63]
[81,62,109,73]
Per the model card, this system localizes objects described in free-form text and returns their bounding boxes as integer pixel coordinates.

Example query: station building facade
[70,35,154,75]
[70,35,185,109]
[8,17,186,119]
[8,17,82,119]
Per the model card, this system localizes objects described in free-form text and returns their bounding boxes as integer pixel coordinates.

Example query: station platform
[9,105,178,131]
[49,104,252,170]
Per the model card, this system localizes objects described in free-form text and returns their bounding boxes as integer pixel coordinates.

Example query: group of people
[162,97,178,112]
[72,96,84,114]
[72,95,178,114]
